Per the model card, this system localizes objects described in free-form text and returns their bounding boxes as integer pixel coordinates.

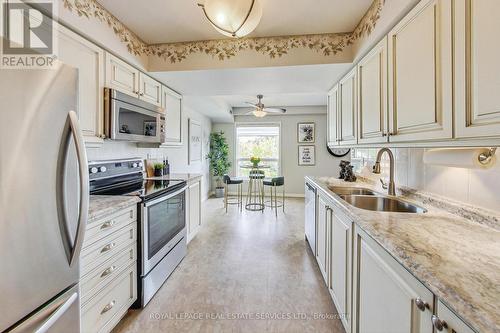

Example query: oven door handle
[144,186,187,207]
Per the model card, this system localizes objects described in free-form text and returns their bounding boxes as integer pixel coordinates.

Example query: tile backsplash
[352,148,500,213]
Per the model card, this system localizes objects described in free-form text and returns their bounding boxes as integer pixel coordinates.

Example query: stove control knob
[138,162,143,168]
[99,166,107,173]
[90,167,98,174]
[132,162,138,168]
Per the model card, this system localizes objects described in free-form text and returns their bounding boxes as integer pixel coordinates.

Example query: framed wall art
[298,145,315,166]
[297,122,315,143]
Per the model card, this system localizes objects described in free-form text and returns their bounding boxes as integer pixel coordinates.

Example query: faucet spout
[372,148,396,196]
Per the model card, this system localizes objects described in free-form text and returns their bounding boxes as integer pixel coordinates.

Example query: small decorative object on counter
[153,163,164,177]
[339,160,350,179]
[250,156,261,168]
[163,158,170,176]
[343,165,357,182]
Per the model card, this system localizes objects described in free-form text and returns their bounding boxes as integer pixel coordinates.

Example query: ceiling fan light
[200,0,263,38]
[253,109,267,118]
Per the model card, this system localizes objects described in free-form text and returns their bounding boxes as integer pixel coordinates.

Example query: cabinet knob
[415,297,429,312]
[99,134,106,139]
[101,300,116,315]
[382,132,387,137]
[431,315,448,331]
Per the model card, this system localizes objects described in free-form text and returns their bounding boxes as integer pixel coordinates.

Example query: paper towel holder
[478,148,497,166]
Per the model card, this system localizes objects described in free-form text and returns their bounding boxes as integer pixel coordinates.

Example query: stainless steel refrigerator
[0,64,88,332]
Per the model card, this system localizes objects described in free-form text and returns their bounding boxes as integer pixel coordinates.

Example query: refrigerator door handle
[33,292,78,333]
[58,111,89,267]
[67,110,89,266]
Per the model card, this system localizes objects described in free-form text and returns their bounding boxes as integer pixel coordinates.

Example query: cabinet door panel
[339,68,357,145]
[358,38,388,144]
[388,0,452,142]
[162,86,182,145]
[435,300,475,333]
[105,53,139,97]
[327,85,339,146]
[455,0,500,138]
[139,73,161,106]
[353,227,433,333]
[57,24,104,145]
[329,212,351,331]
[316,195,329,282]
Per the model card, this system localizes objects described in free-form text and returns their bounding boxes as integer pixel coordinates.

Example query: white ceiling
[97,0,373,44]
[151,63,352,122]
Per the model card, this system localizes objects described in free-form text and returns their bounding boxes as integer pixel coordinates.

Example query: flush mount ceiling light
[198,0,263,38]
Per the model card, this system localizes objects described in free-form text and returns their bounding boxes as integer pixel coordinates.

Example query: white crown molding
[63,0,385,63]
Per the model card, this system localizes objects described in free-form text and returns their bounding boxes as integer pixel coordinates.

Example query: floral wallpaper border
[63,0,385,63]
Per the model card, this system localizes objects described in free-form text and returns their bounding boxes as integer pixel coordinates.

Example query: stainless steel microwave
[104,88,165,143]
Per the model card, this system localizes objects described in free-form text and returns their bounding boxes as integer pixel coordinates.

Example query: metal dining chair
[263,176,285,217]
[223,175,243,212]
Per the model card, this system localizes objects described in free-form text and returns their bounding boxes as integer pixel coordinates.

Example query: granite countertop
[305,176,500,333]
[146,173,202,182]
[88,195,141,224]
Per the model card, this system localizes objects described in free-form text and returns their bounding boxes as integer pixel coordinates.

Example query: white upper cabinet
[138,73,162,107]
[161,86,183,146]
[57,23,105,146]
[454,0,500,138]
[339,68,358,145]
[105,53,139,97]
[357,37,388,144]
[352,225,434,333]
[327,85,340,146]
[387,0,453,142]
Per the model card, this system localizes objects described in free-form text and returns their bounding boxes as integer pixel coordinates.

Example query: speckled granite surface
[306,176,500,333]
[88,195,141,223]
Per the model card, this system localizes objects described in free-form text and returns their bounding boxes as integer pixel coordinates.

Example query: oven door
[110,98,163,143]
[141,186,187,275]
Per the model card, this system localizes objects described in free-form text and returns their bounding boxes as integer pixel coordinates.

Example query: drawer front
[81,243,136,305]
[82,264,137,333]
[81,223,136,277]
[84,206,136,248]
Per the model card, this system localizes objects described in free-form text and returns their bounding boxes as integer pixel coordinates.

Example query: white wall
[352,148,500,214]
[212,107,345,196]
[87,107,212,200]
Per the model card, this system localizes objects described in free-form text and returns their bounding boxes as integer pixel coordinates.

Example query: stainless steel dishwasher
[305,182,317,255]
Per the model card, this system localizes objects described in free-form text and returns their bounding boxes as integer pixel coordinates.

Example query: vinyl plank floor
[112,197,345,333]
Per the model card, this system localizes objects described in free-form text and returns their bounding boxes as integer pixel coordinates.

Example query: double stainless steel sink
[327,186,427,214]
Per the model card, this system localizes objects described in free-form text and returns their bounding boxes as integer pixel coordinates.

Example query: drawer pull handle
[100,220,115,229]
[415,297,429,312]
[100,242,116,253]
[100,265,116,277]
[100,300,115,315]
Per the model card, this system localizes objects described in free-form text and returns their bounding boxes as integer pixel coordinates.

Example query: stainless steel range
[89,158,187,307]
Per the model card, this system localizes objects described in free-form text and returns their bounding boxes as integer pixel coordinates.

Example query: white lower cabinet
[81,205,138,333]
[432,300,475,333]
[186,178,202,244]
[329,209,352,332]
[352,224,433,333]
[307,182,477,333]
[316,193,331,282]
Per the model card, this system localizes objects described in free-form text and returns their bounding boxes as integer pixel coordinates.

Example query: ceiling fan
[245,94,286,118]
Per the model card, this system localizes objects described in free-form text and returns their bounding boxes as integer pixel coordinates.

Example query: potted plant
[206,131,231,198]
[250,156,261,168]
[153,163,164,177]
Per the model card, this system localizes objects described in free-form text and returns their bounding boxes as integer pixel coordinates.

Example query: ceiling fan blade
[263,107,286,113]
[244,111,255,115]
[245,102,258,107]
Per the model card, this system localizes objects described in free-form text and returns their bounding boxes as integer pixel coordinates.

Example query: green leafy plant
[153,163,164,170]
[206,131,231,188]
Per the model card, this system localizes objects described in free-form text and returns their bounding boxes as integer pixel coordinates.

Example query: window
[235,124,280,178]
